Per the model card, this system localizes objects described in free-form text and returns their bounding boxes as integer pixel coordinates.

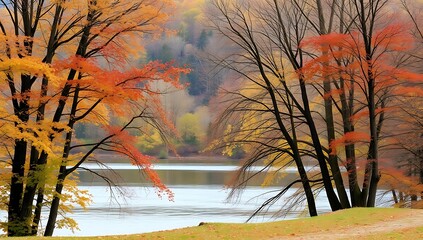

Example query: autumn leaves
[0,0,187,236]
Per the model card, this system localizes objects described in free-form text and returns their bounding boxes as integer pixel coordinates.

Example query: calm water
[0,161,333,236]
[0,161,393,236]
[52,161,331,236]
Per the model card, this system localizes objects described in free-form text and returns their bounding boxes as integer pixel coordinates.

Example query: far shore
[89,152,240,163]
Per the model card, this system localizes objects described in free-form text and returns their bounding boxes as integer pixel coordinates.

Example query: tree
[208,0,340,217]
[177,113,201,144]
[0,0,187,236]
[208,0,423,219]
[302,0,423,207]
[196,29,211,50]
[176,107,210,153]
[382,0,423,207]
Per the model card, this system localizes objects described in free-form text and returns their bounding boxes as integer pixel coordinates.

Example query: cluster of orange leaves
[300,21,423,152]
[104,126,174,200]
[53,56,188,113]
[301,23,423,95]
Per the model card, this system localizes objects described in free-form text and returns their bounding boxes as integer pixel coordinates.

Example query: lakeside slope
[1,208,422,239]
[137,207,422,239]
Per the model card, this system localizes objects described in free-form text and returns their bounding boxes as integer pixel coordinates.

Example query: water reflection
[79,162,313,172]
[78,163,300,187]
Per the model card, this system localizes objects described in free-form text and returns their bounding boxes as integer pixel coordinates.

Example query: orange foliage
[380,166,423,198]
[322,88,345,99]
[350,107,393,124]
[330,132,371,155]
[300,22,422,97]
[104,126,174,200]
[394,86,423,96]
[0,0,187,233]
[53,56,188,115]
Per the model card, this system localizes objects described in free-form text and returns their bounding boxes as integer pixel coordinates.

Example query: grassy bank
[2,208,422,239]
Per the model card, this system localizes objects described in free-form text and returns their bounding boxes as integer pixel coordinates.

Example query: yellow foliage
[177,113,201,140]
[221,124,236,156]
[0,120,70,155]
[42,172,92,232]
[0,0,186,235]
[136,127,164,151]
[0,57,60,86]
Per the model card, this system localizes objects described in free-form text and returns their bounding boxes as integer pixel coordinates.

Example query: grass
[1,208,422,239]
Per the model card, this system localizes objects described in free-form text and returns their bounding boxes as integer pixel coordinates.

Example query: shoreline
[88,152,239,163]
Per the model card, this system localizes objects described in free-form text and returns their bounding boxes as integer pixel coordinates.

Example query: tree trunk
[8,2,63,235]
[392,190,398,204]
[45,80,80,235]
[315,0,350,209]
[288,104,318,216]
[8,140,27,236]
[323,80,350,209]
[44,171,65,236]
[364,64,380,207]
[43,6,94,233]
[18,147,40,236]
[338,79,362,206]
[31,187,45,235]
[345,144,362,206]
[299,77,342,211]
[353,0,381,208]
[294,153,318,216]
[268,78,318,216]
[8,77,31,236]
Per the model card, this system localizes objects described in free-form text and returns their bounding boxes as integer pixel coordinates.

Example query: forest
[0,0,422,237]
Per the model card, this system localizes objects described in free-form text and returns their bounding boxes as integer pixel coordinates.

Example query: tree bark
[299,77,342,211]
[8,74,32,236]
[44,171,66,236]
[8,140,27,236]
[338,77,362,206]
[45,79,81,235]
[315,0,350,209]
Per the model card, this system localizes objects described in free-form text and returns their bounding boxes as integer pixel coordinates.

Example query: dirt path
[270,210,423,239]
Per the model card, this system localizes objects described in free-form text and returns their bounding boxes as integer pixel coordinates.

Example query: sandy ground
[271,210,423,239]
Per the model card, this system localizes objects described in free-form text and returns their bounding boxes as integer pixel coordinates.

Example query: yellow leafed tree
[0,0,187,236]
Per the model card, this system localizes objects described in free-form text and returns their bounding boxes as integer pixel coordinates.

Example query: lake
[53,160,332,236]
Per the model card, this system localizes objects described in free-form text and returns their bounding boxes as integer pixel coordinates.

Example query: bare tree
[208,0,423,219]
[208,0,344,217]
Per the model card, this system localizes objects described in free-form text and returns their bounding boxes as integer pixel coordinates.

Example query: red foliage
[330,132,371,155]
[104,126,174,200]
[52,55,189,201]
[350,107,392,124]
[300,22,421,97]
[380,166,423,196]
